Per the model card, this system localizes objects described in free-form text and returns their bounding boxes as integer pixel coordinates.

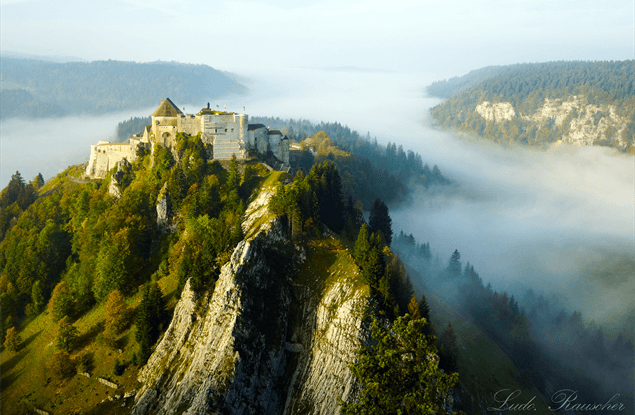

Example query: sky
[1,0,633,75]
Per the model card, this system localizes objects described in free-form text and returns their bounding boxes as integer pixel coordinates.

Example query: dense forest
[428,61,635,151]
[114,115,451,207]
[392,231,635,410]
[252,116,449,207]
[0,58,246,119]
[0,125,463,413]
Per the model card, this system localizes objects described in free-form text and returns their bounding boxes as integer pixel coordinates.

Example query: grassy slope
[0,262,182,415]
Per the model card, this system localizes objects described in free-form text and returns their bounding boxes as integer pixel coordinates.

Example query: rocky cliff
[131,189,370,415]
[473,97,632,149]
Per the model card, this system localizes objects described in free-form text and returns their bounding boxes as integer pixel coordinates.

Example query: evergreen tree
[226,154,241,193]
[31,280,45,313]
[33,173,45,189]
[419,294,435,337]
[353,224,371,266]
[448,249,462,277]
[135,282,164,364]
[438,322,459,374]
[407,295,422,319]
[368,198,392,246]
[340,315,459,414]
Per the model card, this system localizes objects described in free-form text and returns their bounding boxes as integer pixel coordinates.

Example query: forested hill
[0,58,246,119]
[428,61,635,151]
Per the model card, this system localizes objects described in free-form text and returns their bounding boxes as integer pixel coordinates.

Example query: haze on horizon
[1,0,633,75]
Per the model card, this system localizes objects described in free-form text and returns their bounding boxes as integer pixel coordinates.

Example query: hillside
[428,61,635,151]
[0,127,463,414]
[0,58,246,119]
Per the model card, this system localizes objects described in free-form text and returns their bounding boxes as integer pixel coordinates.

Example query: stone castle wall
[86,100,290,179]
[86,142,135,179]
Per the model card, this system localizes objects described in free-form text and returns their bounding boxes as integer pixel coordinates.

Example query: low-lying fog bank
[2,68,632,327]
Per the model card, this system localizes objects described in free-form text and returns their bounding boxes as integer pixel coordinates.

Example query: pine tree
[419,294,435,337]
[407,295,422,319]
[438,322,459,374]
[353,224,371,266]
[448,249,462,277]
[368,198,392,246]
[226,154,241,193]
[135,282,164,364]
[34,173,45,189]
[340,316,459,414]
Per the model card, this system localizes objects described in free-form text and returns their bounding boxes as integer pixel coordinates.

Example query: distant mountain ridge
[428,61,635,151]
[0,58,247,119]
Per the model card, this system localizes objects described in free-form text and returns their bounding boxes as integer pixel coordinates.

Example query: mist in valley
[231,68,634,330]
[2,67,632,332]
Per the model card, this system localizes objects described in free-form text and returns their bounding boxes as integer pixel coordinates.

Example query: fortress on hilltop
[86,98,290,178]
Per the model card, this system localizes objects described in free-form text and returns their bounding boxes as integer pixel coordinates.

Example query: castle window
[231,128,234,132]
[225,129,228,132]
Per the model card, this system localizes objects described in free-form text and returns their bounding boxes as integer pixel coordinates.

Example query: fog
[229,68,635,326]
[0,109,155,187]
[2,67,633,327]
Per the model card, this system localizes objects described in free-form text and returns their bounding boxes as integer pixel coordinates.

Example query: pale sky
[1,0,633,75]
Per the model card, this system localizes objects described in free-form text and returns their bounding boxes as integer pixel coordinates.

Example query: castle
[86,98,289,178]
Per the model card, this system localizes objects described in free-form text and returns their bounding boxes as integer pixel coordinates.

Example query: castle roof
[152,98,183,117]
[248,124,266,131]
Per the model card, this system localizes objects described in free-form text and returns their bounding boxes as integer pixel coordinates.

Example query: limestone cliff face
[473,97,631,150]
[132,191,369,415]
[156,182,175,233]
[108,158,132,198]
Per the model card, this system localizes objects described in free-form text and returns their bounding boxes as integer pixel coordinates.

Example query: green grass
[0,268,181,415]
[296,236,367,301]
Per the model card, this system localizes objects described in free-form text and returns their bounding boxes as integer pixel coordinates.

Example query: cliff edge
[132,189,369,414]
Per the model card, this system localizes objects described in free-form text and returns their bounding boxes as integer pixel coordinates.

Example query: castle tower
[151,98,183,147]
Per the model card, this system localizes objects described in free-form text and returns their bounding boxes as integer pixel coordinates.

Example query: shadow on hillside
[0,334,41,392]
[0,330,42,374]
[75,322,104,350]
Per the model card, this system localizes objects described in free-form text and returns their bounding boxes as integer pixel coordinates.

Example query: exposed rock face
[108,158,132,198]
[156,182,175,232]
[475,101,516,122]
[132,193,369,415]
[474,97,631,150]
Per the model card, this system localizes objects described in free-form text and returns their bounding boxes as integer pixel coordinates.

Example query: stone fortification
[86,98,290,179]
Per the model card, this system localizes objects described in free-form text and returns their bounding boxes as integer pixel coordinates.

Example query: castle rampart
[86,98,289,179]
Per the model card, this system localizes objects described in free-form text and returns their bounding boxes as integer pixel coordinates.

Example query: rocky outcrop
[473,97,631,150]
[108,158,132,198]
[475,101,515,122]
[132,192,370,415]
[156,182,175,232]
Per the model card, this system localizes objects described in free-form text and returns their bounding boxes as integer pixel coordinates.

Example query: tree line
[1,58,246,118]
[429,60,635,151]
[392,231,635,408]
[252,118,450,207]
